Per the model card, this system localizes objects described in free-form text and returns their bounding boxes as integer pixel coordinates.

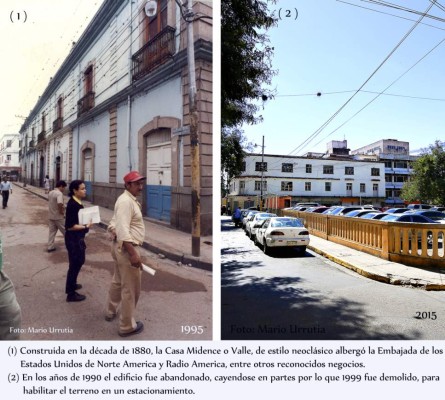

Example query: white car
[256,217,310,255]
[245,213,277,240]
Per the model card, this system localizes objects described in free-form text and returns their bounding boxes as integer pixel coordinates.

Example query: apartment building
[229,153,386,209]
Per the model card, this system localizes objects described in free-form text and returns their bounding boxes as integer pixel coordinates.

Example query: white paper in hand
[78,206,101,224]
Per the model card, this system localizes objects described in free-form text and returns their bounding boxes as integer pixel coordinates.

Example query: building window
[394,175,407,183]
[345,166,354,175]
[373,183,378,192]
[360,183,366,193]
[281,181,293,191]
[240,181,245,189]
[385,175,392,182]
[325,182,332,191]
[384,161,392,168]
[254,181,267,191]
[305,182,311,191]
[255,162,267,172]
[282,163,293,173]
[346,183,352,191]
[41,113,46,133]
[323,165,334,174]
[7,155,11,161]
[241,161,246,172]
[78,65,95,116]
[6,140,12,148]
[143,0,168,44]
[394,161,408,168]
[371,168,380,176]
[386,189,392,198]
[306,164,312,173]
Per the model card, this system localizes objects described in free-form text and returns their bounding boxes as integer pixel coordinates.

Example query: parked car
[242,210,259,230]
[405,210,445,223]
[371,213,391,220]
[407,204,432,210]
[331,206,377,216]
[322,206,343,214]
[385,208,410,214]
[343,209,380,218]
[431,206,445,212]
[359,211,383,219]
[256,217,310,255]
[305,206,329,213]
[246,212,277,240]
[379,214,438,223]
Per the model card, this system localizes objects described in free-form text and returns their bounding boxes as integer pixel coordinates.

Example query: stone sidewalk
[308,235,445,290]
[15,182,212,271]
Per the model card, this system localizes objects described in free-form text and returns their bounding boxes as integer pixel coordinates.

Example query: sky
[0,0,103,139]
[241,0,445,156]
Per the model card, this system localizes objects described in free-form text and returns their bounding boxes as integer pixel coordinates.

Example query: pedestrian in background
[64,180,92,302]
[105,171,146,337]
[47,180,67,253]
[0,177,12,209]
[44,175,50,194]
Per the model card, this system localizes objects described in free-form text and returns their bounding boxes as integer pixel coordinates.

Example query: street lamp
[145,0,201,256]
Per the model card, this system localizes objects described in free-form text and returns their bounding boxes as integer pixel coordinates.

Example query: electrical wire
[280,0,436,160]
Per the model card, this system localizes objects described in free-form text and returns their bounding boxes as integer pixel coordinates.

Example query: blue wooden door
[146,142,171,221]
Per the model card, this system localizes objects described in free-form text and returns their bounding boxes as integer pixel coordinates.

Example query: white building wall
[234,154,385,198]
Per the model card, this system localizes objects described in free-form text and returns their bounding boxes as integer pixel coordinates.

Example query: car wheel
[253,234,258,246]
[263,241,270,255]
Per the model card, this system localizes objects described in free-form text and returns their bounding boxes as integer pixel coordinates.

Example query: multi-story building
[351,139,418,206]
[19,0,212,234]
[229,153,386,209]
[0,133,20,180]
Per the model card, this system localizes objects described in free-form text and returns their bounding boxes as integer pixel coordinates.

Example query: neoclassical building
[19,0,212,234]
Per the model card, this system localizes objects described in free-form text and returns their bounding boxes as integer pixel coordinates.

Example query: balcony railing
[37,131,45,143]
[132,26,176,81]
[77,91,95,117]
[53,117,63,132]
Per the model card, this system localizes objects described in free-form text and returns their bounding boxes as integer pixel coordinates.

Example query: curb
[17,183,212,271]
[308,245,445,291]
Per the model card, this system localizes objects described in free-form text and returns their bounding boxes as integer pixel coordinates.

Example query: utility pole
[260,135,264,211]
[186,0,200,257]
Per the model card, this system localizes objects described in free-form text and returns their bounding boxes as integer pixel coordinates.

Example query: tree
[401,141,445,205]
[221,0,277,193]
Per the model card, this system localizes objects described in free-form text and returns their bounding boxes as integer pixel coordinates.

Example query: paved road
[221,217,445,340]
[0,188,212,340]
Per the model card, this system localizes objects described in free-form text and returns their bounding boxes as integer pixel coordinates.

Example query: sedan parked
[246,212,277,240]
[379,214,438,223]
[385,208,410,214]
[343,209,381,218]
[405,210,445,223]
[256,217,310,255]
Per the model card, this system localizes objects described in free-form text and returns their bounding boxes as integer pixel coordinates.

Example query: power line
[283,0,436,158]
[337,0,445,30]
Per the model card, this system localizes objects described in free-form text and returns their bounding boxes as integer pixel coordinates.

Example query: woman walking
[64,180,91,302]
[44,175,50,194]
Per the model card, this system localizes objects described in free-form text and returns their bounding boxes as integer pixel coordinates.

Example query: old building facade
[229,153,386,209]
[19,0,212,234]
[0,134,20,180]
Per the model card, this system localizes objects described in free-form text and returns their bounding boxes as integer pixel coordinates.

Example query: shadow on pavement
[221,259,422,341]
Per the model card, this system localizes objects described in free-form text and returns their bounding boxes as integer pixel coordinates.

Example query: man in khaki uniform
[47,180,67,252]
[105,171,146,337]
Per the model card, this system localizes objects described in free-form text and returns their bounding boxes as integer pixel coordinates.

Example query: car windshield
[270,218,304,228]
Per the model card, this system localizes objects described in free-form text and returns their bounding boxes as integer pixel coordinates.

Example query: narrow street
[221,217,445,340]
[0,187,212,340]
